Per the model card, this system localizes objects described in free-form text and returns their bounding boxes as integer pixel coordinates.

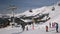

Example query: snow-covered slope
[15,1,60,27]
[38,2,60,28]
[15,3,58,17]
[19,1,60,30]
[15,6,48,17]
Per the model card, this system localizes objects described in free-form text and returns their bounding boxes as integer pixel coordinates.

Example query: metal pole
[8,5,17,28]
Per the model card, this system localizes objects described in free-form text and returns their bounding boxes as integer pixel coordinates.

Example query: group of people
[46,22,58,32]
[21,24,28,31]
[21,22,59,33]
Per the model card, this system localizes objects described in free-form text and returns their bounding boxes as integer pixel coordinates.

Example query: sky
[0,0,60,14]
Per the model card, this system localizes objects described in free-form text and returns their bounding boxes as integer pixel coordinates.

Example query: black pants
[22,27,25,31]
[56,28,58,32]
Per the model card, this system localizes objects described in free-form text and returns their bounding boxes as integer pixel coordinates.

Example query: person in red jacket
[32,25,34,30]
[46,25,48,32]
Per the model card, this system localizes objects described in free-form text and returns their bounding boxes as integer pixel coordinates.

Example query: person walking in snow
[56,23,58,32]
[46,25,48,32]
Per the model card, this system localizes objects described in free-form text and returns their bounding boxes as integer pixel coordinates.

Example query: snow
[0,27,22,34]
[0,25,60,34]
[21,19,32,22]
[15,6,47,17]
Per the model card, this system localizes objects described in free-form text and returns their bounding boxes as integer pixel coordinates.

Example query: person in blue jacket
[56,23,58,32]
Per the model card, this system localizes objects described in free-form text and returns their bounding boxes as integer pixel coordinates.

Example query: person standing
[46,25,48,32]
[56,23,58,32]
[21,23,25,31]
[22,25,25,31]
[52,23,55,28]
[26,24,28,31]
[49,23,51,28]
[52,23,54,28]
[32,24,34,30]
[26,26,28,31]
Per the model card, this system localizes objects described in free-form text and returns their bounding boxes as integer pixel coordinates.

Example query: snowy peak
[20,1,60,24]
[15,1,60,17]
[22,6,47,16]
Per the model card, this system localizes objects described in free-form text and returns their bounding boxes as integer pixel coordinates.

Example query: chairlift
[58,3,60,6]
[52,7,55,11]
[29,9,33,13]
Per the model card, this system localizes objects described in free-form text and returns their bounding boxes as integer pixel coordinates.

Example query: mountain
[15,6,47,17]
[15,2,59,17]
[18,2,60,25]
[37,1,60,28]
[0,1,60,24]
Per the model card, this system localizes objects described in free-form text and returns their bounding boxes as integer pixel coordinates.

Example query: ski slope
[42,3,60,27]
[0,26,60,34]
[37,2,60,30]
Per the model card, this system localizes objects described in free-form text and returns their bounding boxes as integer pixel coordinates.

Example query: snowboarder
[56,23,58,32]
[46,25,48,32]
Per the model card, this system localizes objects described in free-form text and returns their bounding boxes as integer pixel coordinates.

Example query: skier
[52,23,55,28]
[49,23,51,28]
[56,23,58,32]
[32,24,34,30]
[26,26,28,31]
[21,23,25,31]
[52,23,54,28]
[46,25,48,32]
[26,24,28,31]
[22,25,25,31]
